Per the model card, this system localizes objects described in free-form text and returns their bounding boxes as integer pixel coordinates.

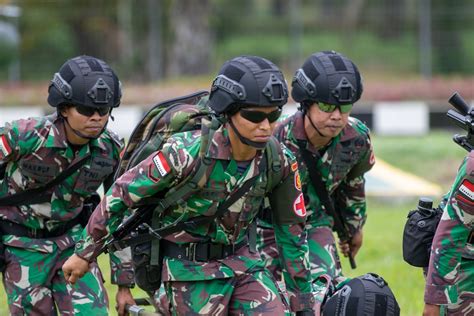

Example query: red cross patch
[293,193,307,217]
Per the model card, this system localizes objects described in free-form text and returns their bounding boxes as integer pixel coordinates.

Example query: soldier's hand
[62,254,90,284]
[338,230,363,258]
[116,286,135,316]
[423,303,440,316]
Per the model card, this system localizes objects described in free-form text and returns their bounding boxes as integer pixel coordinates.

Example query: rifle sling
[296,140,349,240]
[110,156,268,251]
[0,154,91,206]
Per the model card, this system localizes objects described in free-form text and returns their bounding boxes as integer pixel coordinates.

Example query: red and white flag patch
[459,179,474,201]
[0,135,12,156]
[293,193,307,217]
[153,151,171,177]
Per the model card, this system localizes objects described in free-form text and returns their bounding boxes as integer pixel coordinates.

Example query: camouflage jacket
[75,124,315,312]
[0,113,134,286]
[273,111,375,234]
[424,151,474,305]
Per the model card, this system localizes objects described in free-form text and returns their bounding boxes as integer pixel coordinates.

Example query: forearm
[274,223,314,312]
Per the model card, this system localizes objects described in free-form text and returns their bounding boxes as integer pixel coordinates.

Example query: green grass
[0,130,466,315]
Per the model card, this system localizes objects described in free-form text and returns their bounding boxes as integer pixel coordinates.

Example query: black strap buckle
[186,242,199,261]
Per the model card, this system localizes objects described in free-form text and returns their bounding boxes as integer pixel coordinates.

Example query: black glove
[295,311,315,316]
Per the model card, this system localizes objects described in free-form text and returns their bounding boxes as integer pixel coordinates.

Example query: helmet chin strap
[302,107,326,138]
[62,116,107,141]
[228,119,267,150]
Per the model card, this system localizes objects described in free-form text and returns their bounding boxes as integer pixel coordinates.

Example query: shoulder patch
[153,151,171,176]
[0,135,12,156]
[458,179,474,202]
[293,193,307,217]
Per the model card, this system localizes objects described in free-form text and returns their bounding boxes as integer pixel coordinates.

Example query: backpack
[114,90,284,292]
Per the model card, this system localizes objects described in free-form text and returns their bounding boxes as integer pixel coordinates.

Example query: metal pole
[419,0,432,78]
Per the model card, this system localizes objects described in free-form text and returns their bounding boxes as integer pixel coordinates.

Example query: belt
[161,238,248,262]
[0,217,83,239]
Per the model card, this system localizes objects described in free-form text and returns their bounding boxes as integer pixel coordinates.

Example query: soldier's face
[231,106,279,142]
[306,102,350,139]
[61,106,109,140]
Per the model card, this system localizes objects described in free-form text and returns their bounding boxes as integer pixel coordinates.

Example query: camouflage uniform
[75,124,315,315]
[0,114,134,315]
[424,151,474,315]
[257,112,374,294]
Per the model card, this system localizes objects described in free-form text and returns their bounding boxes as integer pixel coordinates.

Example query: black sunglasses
[239,108,282,124]
[75,105,111,117]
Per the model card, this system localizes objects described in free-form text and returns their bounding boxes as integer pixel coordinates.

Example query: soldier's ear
[58,104,70,118]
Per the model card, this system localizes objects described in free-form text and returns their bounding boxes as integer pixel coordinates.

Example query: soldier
[257,51,375,306]
[0,56,134,315]
[423,152,474,316]
[62,55,316,315]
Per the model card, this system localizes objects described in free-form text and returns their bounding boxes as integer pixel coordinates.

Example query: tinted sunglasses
[317,103,352,114]
[75,105,111,117]
[240,108,282,123]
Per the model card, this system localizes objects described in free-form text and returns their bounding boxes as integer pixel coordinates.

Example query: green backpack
[112,90,284,292]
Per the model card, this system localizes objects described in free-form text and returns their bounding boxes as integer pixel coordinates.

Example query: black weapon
[101,204,155,253]
[332,197,357,269]
[447,92,474,152]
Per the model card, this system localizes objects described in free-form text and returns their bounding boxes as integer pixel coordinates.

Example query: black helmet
[48,55,121,109]
[322,273,400,316]
[208,55,288,114]
[292,51,363,106]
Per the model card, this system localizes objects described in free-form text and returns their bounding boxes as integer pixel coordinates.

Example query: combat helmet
[292,51,363,107]
[48,55,121,109]
[208,55,288,115]
[322,273,400,316]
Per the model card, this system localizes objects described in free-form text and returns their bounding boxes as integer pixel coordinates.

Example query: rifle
[101,204,155,253]
[446,92,474,152]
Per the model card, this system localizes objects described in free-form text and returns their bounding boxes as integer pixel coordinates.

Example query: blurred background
[0,1,473,315]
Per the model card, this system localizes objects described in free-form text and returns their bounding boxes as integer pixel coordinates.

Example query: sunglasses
[317,103,352,114]
[75,105,111,117]
[240,108,282,123]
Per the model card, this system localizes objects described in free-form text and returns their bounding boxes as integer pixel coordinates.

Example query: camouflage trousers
[152,268,290,315]
[440,258,474,316]
[256,223,346,297]
[2,241,108,315]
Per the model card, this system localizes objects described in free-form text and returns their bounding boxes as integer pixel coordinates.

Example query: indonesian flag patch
[293,193,307,217]
[458,179,474,202]
[0,135,12,156]
[153,151,171,177]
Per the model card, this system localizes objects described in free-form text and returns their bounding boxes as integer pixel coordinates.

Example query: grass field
[0,130,467,315]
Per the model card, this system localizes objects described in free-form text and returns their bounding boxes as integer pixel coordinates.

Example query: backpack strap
[265,136,283,193]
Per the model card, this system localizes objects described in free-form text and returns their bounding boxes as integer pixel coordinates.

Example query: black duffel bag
[402,197,443,267]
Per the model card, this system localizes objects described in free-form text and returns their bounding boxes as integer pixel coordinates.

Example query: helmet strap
[305,112,326,138]
[61,114,107,140]
[228,118,267,150]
